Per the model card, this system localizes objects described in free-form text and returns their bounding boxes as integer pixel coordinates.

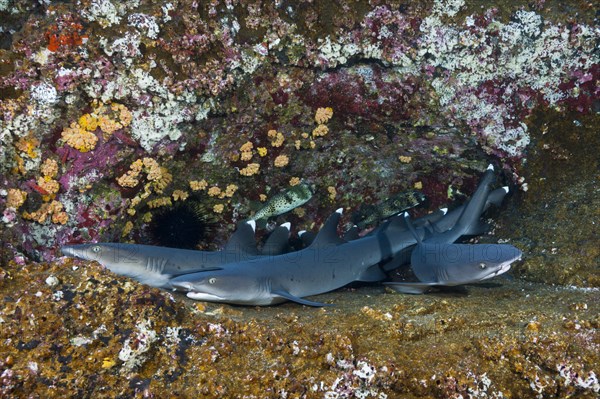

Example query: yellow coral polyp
[207,186,221,197]
[190,180,208,191]
[172,190,189,201]
[312,124,329,137]
[239,163,260,176]
[6,188,27,209]
[257,147,268,157]
[213,204,224,214]
[147,197,172,209]
[274,154,289,168]
[122,221,134,237]
[327,186,337,201]
[239,141,254,152]
[240,151,253,161]
[62,122,98,152]
[78,113,99,132]
[224,184,238,197]
[40,158,59,178]
[315,107,333,124]
[37,176,60,195]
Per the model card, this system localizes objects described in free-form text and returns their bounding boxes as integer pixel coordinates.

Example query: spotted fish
[253,183,313,221]
[352,190,426,229]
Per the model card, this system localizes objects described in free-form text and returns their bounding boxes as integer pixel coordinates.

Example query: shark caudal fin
[310,208,345,248]
[224,220,259,255]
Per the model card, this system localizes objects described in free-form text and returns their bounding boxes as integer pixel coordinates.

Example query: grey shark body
[385,165,522,294]
[170,209,394,306]
[61,221,291,288]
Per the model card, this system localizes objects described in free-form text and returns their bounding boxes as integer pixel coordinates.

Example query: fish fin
[262,223,291,256]
[485,187,509,208]
[298,230,316,247]
[464,220,490,236]
[403,212,422,243]
[310,208,344,247]
[357,265,387,282]
[224,220,259,255]
[272,290,332,307]
[384,282,437,294]
[380,248,414,271]
[343,225,360,241]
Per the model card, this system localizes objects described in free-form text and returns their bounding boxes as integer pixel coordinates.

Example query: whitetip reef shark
[384,165,522,294]
[61,221,292,289]
[62,164,520,306]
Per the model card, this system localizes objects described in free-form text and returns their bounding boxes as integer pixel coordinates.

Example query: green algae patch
[1,259,598,398]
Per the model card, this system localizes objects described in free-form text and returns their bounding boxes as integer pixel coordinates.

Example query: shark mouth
[186,292,225,301]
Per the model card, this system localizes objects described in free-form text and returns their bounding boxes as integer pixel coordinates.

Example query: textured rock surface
[0,0,599,396]
[1,259,599,398]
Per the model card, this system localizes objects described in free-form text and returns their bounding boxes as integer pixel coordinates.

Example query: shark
[384,165,522,294]
[170,208,397,306]
[61,221,292,288]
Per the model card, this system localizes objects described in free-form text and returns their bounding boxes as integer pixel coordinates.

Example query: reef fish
[352,190,425,229]
[252,183,313,221]
[61,221,292,289]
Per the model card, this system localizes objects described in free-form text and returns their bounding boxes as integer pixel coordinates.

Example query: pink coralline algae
[0,0,597,264]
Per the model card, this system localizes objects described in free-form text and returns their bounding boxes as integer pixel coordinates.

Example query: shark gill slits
[148,200,213,249]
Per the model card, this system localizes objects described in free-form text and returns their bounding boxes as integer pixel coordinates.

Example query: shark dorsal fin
[343,225,359,241]
[310,208,344,247]
[262,222,291,256]
[224,220,259,255]
[403,212,422,243]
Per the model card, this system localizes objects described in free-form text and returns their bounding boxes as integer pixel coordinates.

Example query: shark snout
[61,246,77,257]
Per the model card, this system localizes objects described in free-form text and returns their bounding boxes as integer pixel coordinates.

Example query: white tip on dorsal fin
[311,209,344,247]
[440,208,448,215]
[247,220,256,232]
[298,230,306,237]
[403,211,421,243]
[280,222,291,230]
[502,186,509,193]
[487,164,494,171]
[336,207,343,215]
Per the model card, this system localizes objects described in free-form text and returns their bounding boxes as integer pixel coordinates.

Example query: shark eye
[92,246,101,253]
[479,263,487,269]
[208,278,217,284]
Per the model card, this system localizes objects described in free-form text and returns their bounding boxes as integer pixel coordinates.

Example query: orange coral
[189,180,208,191]
[40,159,59,178]
[61,122,98,152]
[239,163,260,176]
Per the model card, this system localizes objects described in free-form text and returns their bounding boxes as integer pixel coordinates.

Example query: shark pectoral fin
[357,265,387,282]
[272,290,332,307]
[383,282,437,295]
[464,220,490,236]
